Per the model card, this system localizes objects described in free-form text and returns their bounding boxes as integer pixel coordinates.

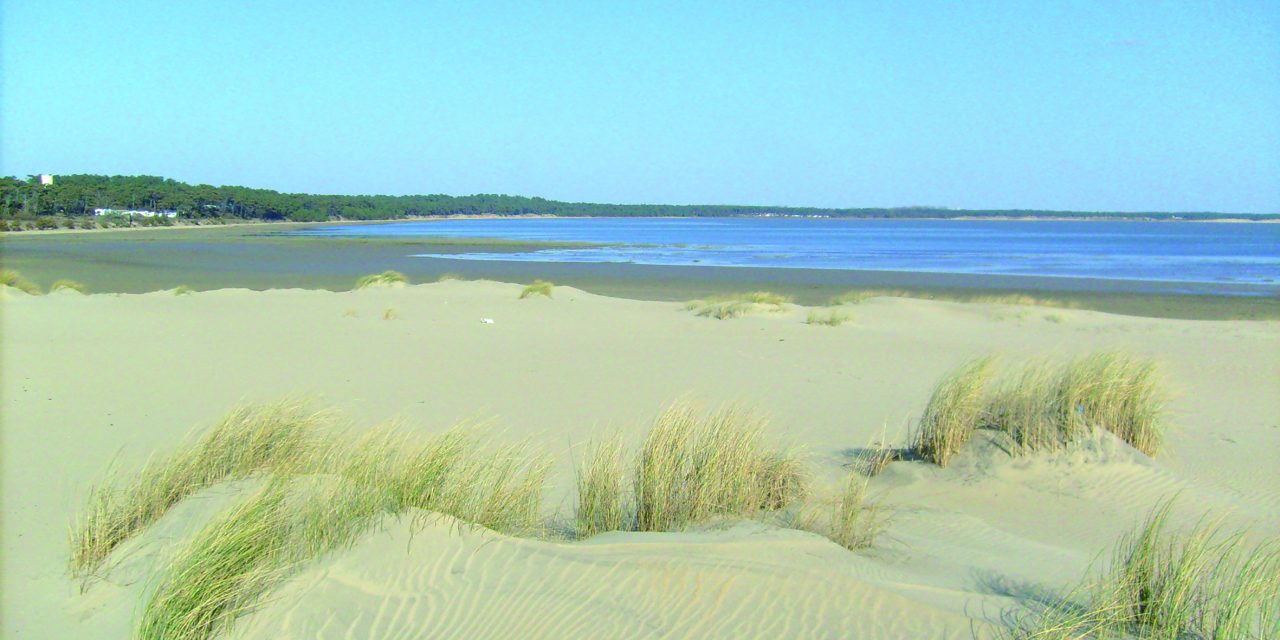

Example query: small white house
[93,208,178,218]
[38,174,54,186]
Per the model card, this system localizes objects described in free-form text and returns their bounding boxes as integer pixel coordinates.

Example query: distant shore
[3,222,1277,320]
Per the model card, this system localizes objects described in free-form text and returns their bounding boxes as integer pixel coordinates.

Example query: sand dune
[2,281,1277,637]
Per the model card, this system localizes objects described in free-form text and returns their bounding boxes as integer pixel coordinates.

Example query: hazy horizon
[4,2,1278,213]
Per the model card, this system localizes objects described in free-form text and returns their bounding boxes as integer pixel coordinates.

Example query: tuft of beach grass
[69,402,332,580]
[805,308,853,326]
[575,436,628,538]
[986,351,1166,457]
[354,270,408,290]
[1005,500,1280,639]
[518,279,554,299]
[51,279,87,293]
[173,285,195,296]
[632,403,805,532]
[911,356,998,466]
[684,291,792,319]
[1,269,42,295]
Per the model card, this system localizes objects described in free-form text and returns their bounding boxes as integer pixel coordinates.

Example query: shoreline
[4,222,1276,320]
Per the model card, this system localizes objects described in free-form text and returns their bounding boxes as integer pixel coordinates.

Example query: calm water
[296,218,1280,291]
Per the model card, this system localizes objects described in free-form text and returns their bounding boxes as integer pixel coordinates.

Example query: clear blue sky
[3,1,1278,212]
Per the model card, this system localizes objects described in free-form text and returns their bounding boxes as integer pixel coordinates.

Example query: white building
[38,174,54,185]
[93,208,178,218]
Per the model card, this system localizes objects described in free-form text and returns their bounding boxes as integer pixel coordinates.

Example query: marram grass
[354,270,408,289]
[987,351,1166,457]
[794,472,886,551]
[575,436,628,538]
[806,308,853,326]
[1,269,42,294]
[519,279,554,299]
[684,291,792,319]
[51,279,87,293]
[910,350,1168,465]
[69,402,328,580]
[912,356,998,466]
[1005,501,1280,639]
[573,404,807,536]
[830,289,1080,309]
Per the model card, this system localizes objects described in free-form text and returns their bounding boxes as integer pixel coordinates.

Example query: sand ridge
[2,281,1277,637]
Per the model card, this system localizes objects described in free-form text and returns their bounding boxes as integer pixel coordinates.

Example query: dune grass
[908,351,1167,465]
[51,279,87,293]
[518,279,554,299]
[823,473,885,551]
[1007,501,1280,639]
[1,269,42,294]
[634,404,807,532]
[805,308,853,326]
[354,270,408,289]
[382,307,400,320]
[78,403,551,640]
[572,404,806,536]
[987,351,1166,457]
[830,289,1079,309]
[684,291,792,319]
[574,436,628,538]
[69,402,329,580]
[173,285,194,296]
[911,356,999,466]
[435,272,465,282]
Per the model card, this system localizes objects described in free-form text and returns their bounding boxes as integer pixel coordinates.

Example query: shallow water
[295,218,1280,291]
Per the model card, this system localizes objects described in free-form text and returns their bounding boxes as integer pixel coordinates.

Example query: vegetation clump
[173,285,195,296]
[574,404,806,536]
[805,308,853,326]
[519,279,554,299]
[912,356,999,466]
[830,289,1079,310]
[1007,501,1280,639]
[354,270,408,289]
[51,279,87,293]
[684,291,792,319]
[909,351,1167,466]
[1,269,42,294]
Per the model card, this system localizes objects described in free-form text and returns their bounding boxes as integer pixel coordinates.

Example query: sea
[293,218,1280,294]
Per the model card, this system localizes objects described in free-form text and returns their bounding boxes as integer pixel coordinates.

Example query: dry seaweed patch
[909,351,1167,466]
[684,291,792,319]
[354,270,408,290]
[518,279,554,299]
[1006,501,1280,639]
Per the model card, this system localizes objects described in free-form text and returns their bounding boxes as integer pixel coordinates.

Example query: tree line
[0,174,1270,224]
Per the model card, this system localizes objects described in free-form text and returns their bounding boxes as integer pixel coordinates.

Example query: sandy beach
[3,279,1277,638]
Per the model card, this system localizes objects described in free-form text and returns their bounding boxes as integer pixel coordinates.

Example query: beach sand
[2,281,1277,637]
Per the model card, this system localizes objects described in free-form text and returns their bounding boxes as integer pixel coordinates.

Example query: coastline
[3,222,1276,320]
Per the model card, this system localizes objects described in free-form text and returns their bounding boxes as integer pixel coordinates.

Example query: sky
[3,1,1278,213]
